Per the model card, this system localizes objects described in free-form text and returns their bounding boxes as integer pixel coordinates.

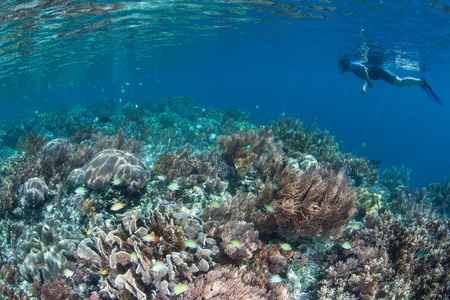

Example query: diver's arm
[360,65,373,93]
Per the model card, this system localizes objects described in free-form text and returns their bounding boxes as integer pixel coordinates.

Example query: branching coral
[93,129,144,154]
[343,155,380,187]
[36,138,95,188]
[218,128,285,178]
[380,165,411,192]
[41,277,80,300]
[270,119,344,171]
[253,165,357,239]
[320,212,450,299]
[17,132,47,156]
[202,191,257,223]
[209,221,261,263]
[425,177,450,215]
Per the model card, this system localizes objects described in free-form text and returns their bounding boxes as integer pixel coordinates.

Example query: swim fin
[421,78,444,107]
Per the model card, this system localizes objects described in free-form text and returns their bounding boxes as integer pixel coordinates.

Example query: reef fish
[211,200,221,208]
[271,181,279,190]
[230,239,243,249]
[99,116,111,123]
[341,242,352,250]
[151,261,166,272]
[172,283,189,295]
[110,202,126,211]
[269,274,283,283]
[142,233,159,243]
[168,182,180,191]
[349,221,363,230]
[264,204,276,213]
[111,177,122,186]
[63,269,74,277]
[279,243,292,251]
[75,187,88,196]
[184,239,198,249]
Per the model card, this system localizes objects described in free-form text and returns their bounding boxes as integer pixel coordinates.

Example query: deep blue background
[1,1,450,188]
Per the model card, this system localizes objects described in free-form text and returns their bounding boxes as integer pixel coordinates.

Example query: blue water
[1,0,450,188]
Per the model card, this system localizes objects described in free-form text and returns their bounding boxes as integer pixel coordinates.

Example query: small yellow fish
[130,252,138,264]
[86,228,93,235]
[349,221,363,230]
[63,269,74,277]
[184,240,198,249]
[150,261,166,272]
[172,283,189,295]
[100,269,108,275]
[264,204,276,213]
[269,274,282,283]
[75,187,88,196]
[110,202,126,211]
[271,181,279,190]
[230,239,243,249]
[279,243,292,251]
[168,182,180,191]
[341,242,352,250]
[211,200,221,208]
[142,233,158,243]
[111,177,122,186]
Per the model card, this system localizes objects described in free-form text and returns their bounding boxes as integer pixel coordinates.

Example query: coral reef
[16,217,85,283]
[253,165,357,239]
[178,265,292,300]
[83,149,150,192]
[218,128,285,178]
[13,177,51,217]
[76,207,219,298]
[355,186,389,219]
[343,155,380,187]
[381,165,412,191]
[2,95,450,300]
[320,212,450,299]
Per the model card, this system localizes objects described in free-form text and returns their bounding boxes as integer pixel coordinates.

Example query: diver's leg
[421,78,444,107]
[393,77,424,88]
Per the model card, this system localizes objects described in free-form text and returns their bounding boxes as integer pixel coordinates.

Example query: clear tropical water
[2,1,450,299]
[2,0,450,188]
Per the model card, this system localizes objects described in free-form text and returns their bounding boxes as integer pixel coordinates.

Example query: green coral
[356,187,389,219]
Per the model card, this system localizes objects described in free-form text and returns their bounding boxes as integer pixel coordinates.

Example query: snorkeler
[338,58,443,107]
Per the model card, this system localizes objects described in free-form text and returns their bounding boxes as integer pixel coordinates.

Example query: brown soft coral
[210,221,261,262]
[253,165,357,239]
[218,128,285,178]
[178,265,292,300]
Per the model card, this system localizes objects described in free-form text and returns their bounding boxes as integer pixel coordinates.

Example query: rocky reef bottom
[0,96,449,299]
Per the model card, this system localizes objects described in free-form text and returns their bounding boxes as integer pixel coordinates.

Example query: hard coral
[320,212,450,299]
[13,177,50,217]
[84,149,150,192]
[218,128,284,178]
[253,165,357,239]
[16,218,85,283]
[41,277,80,300]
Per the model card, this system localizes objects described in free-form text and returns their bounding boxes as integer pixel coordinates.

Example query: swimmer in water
[338,58,443,107]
